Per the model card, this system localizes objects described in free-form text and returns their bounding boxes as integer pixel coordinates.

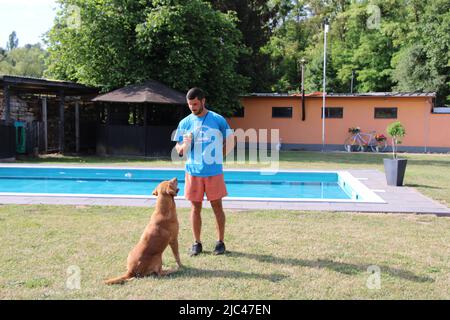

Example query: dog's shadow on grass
[170,265,287,283]
[226,251,434,283]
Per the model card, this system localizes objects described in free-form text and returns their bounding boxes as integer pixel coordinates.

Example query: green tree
[208,0,279,92]
[392,0,450,105]
[45,0,150,90]
[261,0,353,93]
[263,0,405,93]
[392,44,446,93]
[136,0,248,114]
[6,31,19,51]
[0,43,48,77]
[45,0,248,115]
[331,1,398,92]
[261,0,311,92]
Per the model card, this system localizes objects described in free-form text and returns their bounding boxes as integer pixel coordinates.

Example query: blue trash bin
[14,121,26,154]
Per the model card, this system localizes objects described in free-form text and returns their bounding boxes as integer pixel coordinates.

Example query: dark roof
[243,92,436,98]
[92,80,187,104]
[0,75,99,96]
[244,93,293,98]
[307,92,436,98]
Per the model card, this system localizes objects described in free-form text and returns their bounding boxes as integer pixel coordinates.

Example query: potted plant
[383,121,407,186]
[348,126,360,135]
[374,133,387,152]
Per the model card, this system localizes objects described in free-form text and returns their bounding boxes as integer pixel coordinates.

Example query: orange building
[227,92,450,153]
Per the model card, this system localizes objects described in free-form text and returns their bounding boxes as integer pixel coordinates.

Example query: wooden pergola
[0,75,98,153]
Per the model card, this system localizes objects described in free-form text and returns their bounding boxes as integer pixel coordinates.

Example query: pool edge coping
[0,165,384,204]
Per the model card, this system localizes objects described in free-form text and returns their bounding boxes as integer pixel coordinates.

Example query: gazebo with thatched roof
[92,80,188,157]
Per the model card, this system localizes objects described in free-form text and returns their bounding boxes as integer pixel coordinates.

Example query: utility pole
[300,58,306,121]
[350,70,355,94]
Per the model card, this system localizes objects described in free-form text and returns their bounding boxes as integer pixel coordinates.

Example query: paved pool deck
[0,168,449,216]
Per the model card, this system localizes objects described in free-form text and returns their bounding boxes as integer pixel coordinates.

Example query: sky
[0,0,58,48]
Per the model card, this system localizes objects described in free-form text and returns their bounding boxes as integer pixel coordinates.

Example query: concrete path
[0,169,448,216]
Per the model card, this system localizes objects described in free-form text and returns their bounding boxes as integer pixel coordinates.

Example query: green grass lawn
[1,151,449,299]
[1,205,449,299]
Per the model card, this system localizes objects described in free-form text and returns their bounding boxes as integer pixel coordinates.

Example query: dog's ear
[166,178,178,196]
[152,187,158,196]
[165,185,178,196]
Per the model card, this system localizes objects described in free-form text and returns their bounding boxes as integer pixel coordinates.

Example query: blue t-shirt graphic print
[173,110,232,177]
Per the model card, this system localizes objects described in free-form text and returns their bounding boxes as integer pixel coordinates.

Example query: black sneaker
[189,241,203,256]
[213,241,226,255]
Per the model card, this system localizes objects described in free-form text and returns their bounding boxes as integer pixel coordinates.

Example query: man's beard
[194,103,204,115]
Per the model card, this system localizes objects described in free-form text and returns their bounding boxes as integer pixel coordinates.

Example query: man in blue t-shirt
[173,87,234,256]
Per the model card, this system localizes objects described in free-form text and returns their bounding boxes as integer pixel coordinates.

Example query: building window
[321,107,343,118]
[232,107,245,117]
[272,107,292,118]
[375,107,397,119]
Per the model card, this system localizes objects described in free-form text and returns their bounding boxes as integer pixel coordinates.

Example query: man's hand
[176,133,193,156]
[183,133,193,145]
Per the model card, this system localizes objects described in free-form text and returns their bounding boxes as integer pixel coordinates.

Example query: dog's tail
[104,273,134,285]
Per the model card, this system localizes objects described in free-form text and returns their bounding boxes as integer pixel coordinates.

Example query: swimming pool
[0,166,384,203]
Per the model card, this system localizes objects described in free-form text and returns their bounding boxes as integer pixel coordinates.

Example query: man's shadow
[169,264,287,283]
[223,251,434,283]
[167,251,433,283]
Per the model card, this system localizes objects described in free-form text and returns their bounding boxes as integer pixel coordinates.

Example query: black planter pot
[383,158,408,186]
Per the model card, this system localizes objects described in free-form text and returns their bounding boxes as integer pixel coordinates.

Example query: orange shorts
[184,173,228,202]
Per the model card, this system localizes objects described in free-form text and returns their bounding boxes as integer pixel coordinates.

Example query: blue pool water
[0,167,359,200]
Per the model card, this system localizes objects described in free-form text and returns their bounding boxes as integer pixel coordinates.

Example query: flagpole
[322,18,329,152]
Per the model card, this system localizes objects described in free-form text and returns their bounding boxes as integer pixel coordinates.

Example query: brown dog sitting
[104,178,182,285]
